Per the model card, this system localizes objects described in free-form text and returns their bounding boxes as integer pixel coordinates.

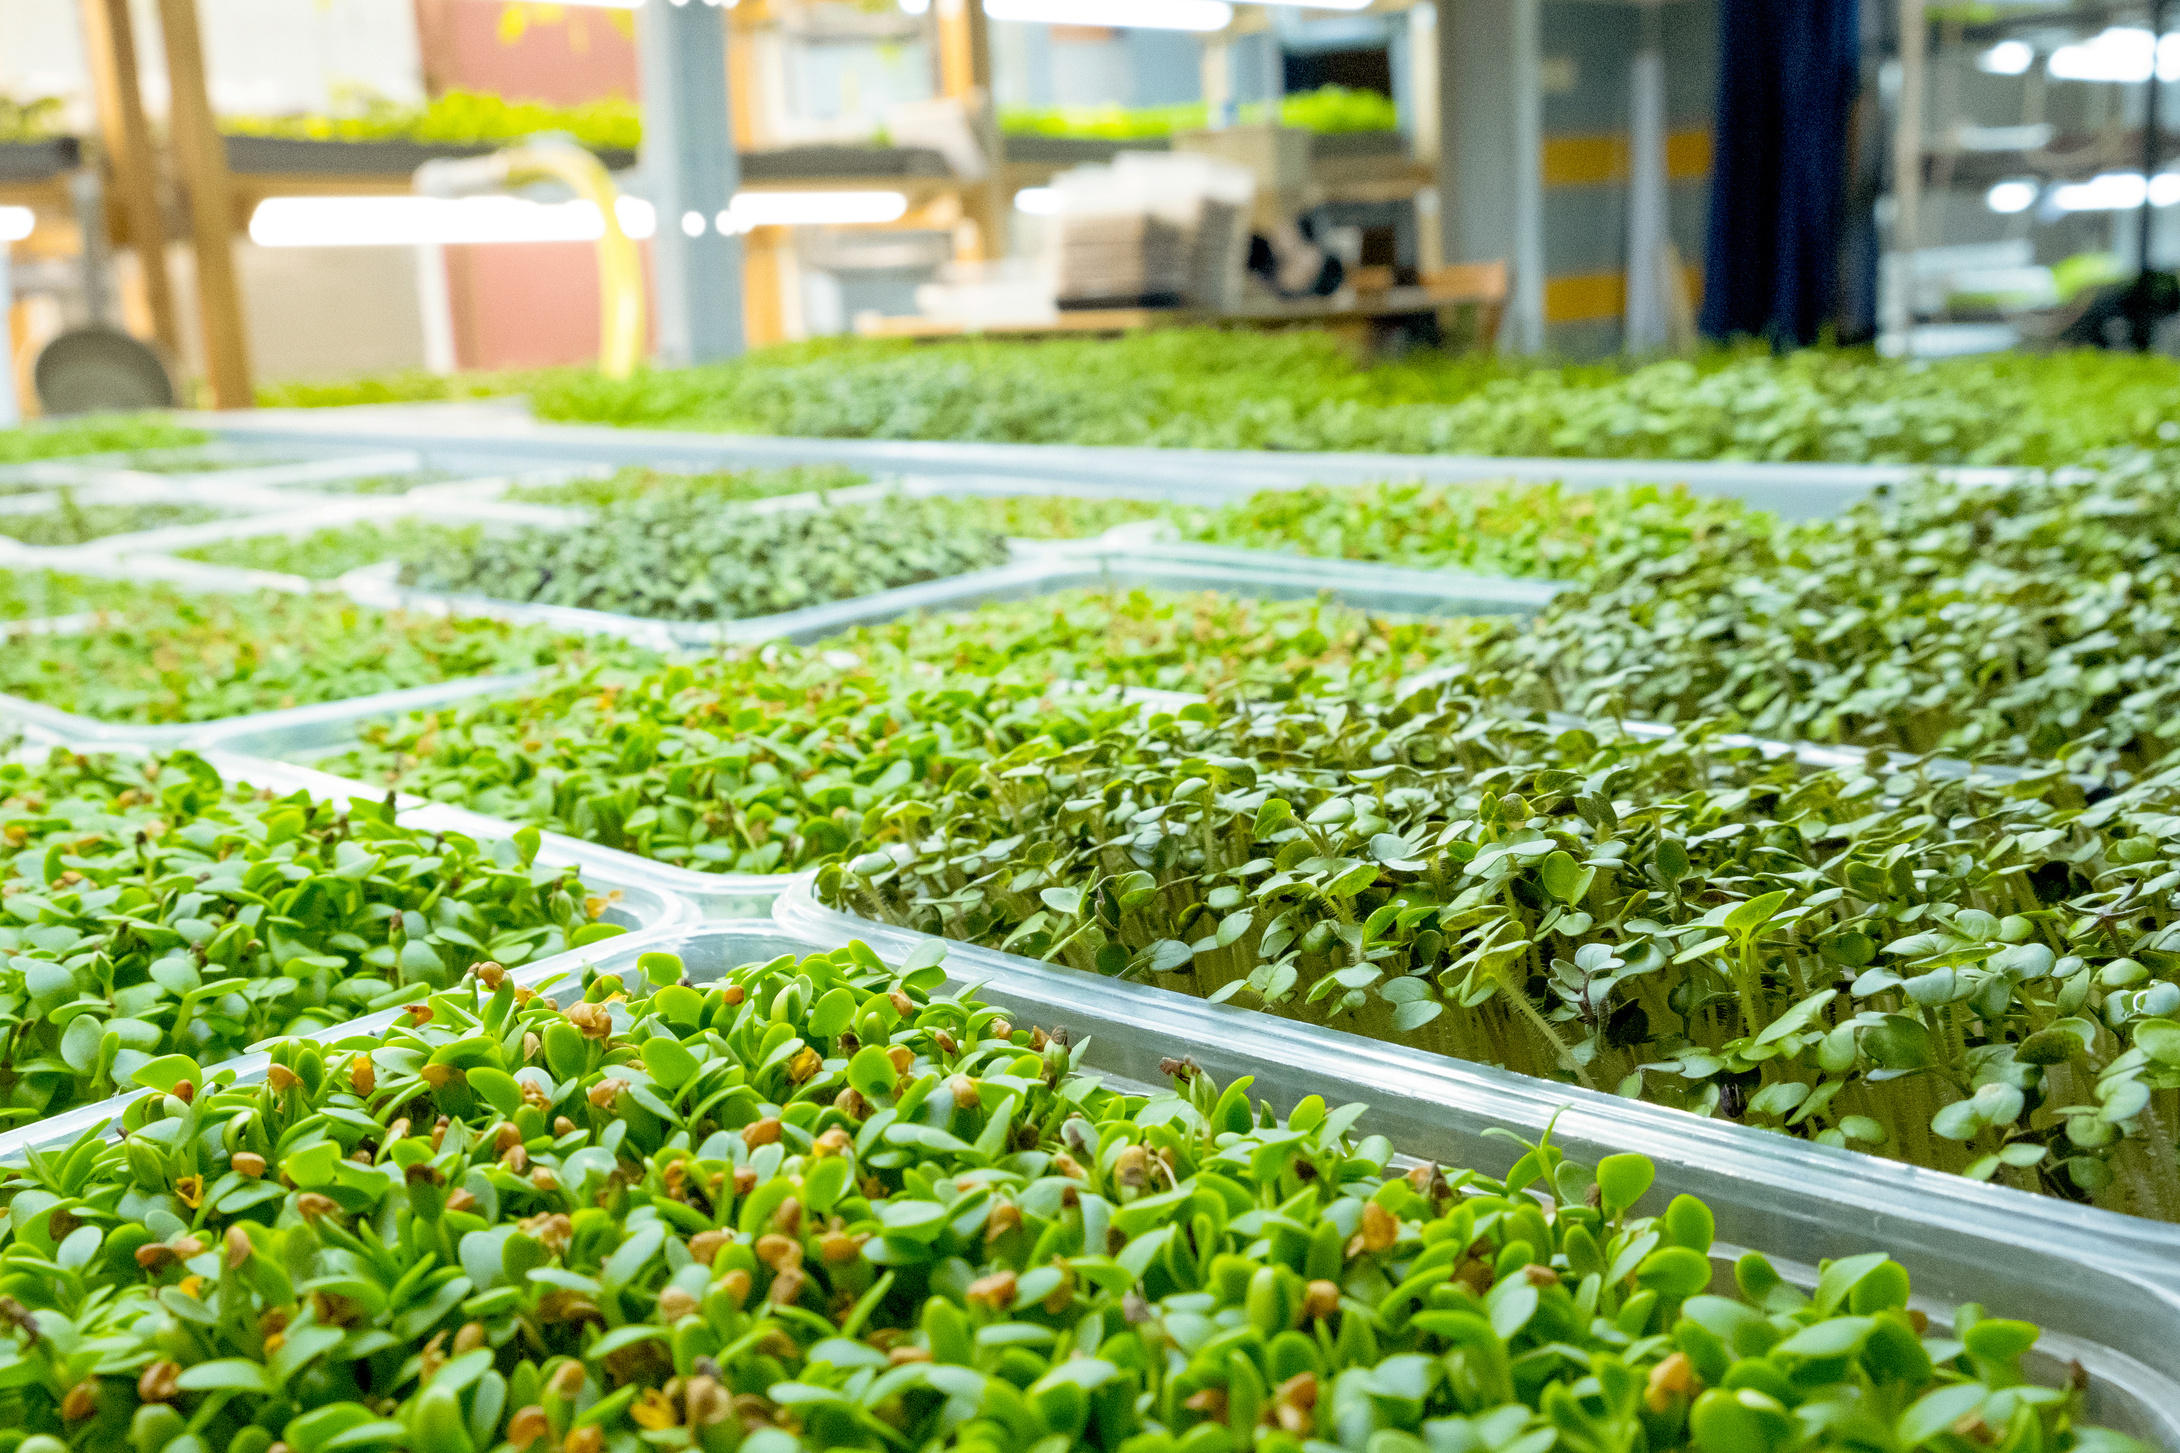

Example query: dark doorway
[1282,47,1392,96]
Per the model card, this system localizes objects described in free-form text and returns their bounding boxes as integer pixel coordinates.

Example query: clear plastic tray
[197,550,1564,913]
[204,400,2057,521]
[0,749,697,1159]
[0,658,552,752]
[0,918,801,1170]
[337,541,1559,653]
[772,881,2180,1444]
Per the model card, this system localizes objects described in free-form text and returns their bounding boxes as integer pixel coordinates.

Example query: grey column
[640,0,744,365]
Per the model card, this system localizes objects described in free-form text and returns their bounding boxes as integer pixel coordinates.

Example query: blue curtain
[1700,0,1862,345]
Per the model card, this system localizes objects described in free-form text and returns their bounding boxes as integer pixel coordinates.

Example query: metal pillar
[640,0,744,365]
[2134,0,2169,350]
[1508,0,1546,352]
[1624,2,1670,351]
[1886,0,1925,342]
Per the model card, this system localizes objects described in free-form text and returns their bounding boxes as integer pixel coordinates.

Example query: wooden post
[80,0,181,361]
[155,0,253,408]
[936,0,1006,261]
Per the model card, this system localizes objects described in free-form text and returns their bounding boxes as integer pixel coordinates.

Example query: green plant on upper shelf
[0,749,625,1125]
[0,940,2141,1452]
[397,494,1013,623]
[1002,84,1400,139]
[0,95,64,143]
[222,87,642,152]
[0,592,642,725]
[822,673,2180,1222]
[255,335,2180,467]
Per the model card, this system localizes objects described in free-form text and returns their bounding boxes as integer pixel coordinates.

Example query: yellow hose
[419,141,645,378]
[500,145,646,379]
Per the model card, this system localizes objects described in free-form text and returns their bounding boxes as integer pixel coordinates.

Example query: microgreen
[823,675,2180,1220]
[0,593,646,725]
[0,493,224,547]
[0,750,624,1124]
[0,942,2134,1452]
[0,415,208,466]
[397,495,1013,624]
[254,338,2180,467]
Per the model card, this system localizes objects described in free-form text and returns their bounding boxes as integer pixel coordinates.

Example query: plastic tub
[772,880,2180,1445]
[0,748,695,1159]
[204,402,2021,521]
[337,540,1560,653]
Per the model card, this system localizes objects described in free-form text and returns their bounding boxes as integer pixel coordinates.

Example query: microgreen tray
[0,745,694,1143]
[771,881,2180,1445]
[338,543,1560,654]
[194,694,817,919]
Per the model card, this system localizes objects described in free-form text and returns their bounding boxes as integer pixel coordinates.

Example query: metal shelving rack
[1891,0,2177,351]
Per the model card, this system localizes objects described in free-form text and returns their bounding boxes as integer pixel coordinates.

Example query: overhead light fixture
[0,206,33,243]
[983,0,1235,30]
[249,194,659,246]
[716,190,910,231]
[1978,39,2033,74]
[2047,27,2180,82]
[1984,179,2038,214]
[1014,187,1061,216]
[2049,169,2180,211]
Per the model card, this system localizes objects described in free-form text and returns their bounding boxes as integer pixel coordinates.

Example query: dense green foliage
[0,570,147,622]
[178,523,486,582]
[1184,481,1765,583]
[222,88,641,152]
[255,336,2180,466]
[0,416,208,466]
[328,658,1101,877]
[1001,84,1400,139]
[0,941,2134,1453]
[1489,456,2180,773]
[0,496,224,547]
[0,593,631,725]
[0,749,621,1123]
[323,589,1477,875]
[824,675,2180,1218]
[0,95,64,142]
[503,465,867,510]
[922,494,1165,540]
[398,496,1012,624]
[833,587,1489,700]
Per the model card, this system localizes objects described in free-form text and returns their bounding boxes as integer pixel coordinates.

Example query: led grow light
[982,0,1235,29]
[2046,27,2180,83]
[716,191,910,231]
[2049,170,2180,211]
[248,195,659,246]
